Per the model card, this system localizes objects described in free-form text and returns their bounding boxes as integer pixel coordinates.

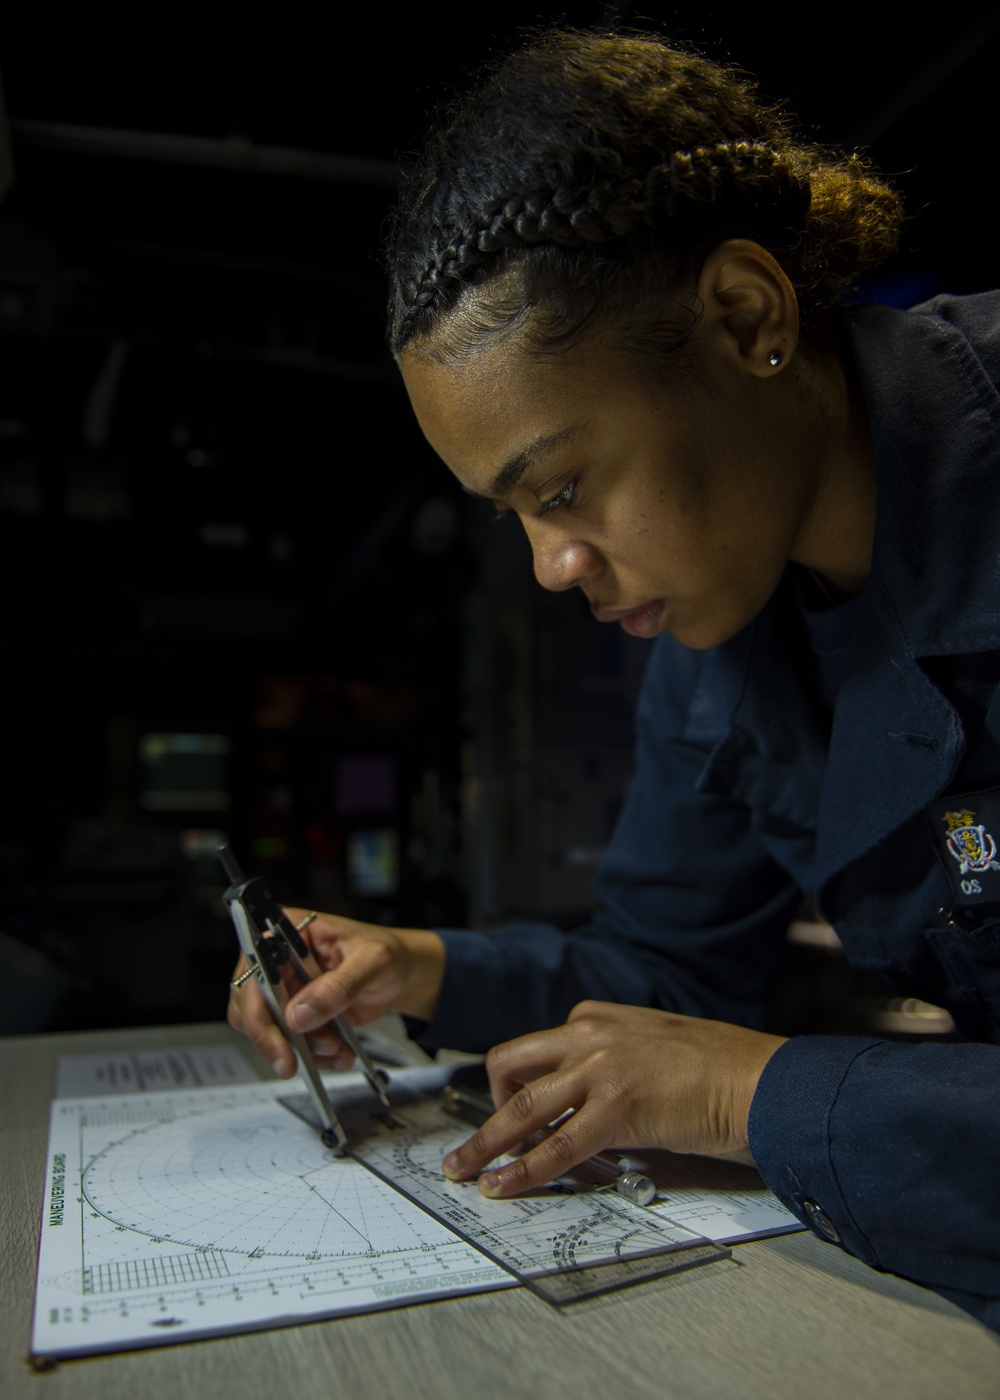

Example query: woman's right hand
[226,909,446,1079]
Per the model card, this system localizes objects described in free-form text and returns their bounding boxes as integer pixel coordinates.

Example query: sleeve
[748,1035,1000,1333]
[418,636,803,1053]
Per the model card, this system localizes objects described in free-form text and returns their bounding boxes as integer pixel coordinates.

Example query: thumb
[285,939,395,1031]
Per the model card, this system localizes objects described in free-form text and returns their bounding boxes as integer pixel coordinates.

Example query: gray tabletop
[3,1021,997,1400]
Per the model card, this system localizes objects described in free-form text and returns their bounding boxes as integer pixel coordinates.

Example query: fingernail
[272,1057,291,1078]
[442,1152,461,1179]
[332,1053,352,1071]
[290,1003,319,1032]
[479,1171,501,1196]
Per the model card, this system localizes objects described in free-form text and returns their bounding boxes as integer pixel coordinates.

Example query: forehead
[399,333,624,493]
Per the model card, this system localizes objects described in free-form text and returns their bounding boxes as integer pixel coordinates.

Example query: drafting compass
[219,844,391,1153]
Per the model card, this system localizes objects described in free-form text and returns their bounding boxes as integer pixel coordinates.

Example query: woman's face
[400,320,825,651]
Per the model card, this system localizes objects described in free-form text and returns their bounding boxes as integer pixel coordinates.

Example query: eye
[537,477,579,516]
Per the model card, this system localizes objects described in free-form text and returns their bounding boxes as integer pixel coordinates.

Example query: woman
[229,29,1000,1329]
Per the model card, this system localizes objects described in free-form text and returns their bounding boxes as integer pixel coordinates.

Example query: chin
[666,611,753,652]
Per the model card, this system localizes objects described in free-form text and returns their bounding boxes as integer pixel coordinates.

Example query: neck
[789,320,876,597]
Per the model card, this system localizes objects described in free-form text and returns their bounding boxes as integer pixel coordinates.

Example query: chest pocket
[924,915,1000,1042]
[822,799,1000,1042]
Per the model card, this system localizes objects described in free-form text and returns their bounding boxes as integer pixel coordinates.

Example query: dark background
[1,3,996,1037]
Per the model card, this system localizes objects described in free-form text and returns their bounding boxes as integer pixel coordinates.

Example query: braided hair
[387,29,902,359]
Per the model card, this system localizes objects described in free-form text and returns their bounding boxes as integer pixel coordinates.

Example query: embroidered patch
[928,790,1000,908]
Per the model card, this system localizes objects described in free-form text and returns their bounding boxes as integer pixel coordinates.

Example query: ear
[695,240,800,376]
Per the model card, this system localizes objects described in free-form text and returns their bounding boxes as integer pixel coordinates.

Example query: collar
[848,294,1000,657]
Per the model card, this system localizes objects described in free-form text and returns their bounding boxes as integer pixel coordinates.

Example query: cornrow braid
[387,30,902,357]
[396,143,804,344]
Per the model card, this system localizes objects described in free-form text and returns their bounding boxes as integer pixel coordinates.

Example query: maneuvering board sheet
[32,1066,800,1358]
[32,1078,514,1359]
[641,1151,803,1246]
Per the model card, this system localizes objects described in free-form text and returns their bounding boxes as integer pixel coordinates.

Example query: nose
[529,532,604,593]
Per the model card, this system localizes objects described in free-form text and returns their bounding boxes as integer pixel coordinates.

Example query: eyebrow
[487,424,585,499]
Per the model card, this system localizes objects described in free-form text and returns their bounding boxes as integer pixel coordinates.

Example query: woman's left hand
[442,1001,787,1197]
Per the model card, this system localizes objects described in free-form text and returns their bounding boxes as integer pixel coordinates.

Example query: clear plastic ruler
[281,1081,730,1305]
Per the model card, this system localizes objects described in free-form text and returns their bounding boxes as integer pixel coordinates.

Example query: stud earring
[768,349,783,368]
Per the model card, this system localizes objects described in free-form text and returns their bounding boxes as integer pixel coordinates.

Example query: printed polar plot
[80,1097,455,1260]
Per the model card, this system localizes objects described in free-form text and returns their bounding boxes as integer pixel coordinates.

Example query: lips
[593,599,666,638]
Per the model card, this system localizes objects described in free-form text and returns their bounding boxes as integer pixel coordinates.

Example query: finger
[476,1102,614,1198]
[282,907,323,951]
[232,990,353,1076]
[304,1032,355,1073]
[226,956,260,1036]
[484,1026,578,1110]
[285,938,393,1032]
[228,980,297,1079]
[442,1069,579,1182]
[270,960,355,1067]
[282,908,349,966]
[566,998,621,1024]
[226,958,249,1033]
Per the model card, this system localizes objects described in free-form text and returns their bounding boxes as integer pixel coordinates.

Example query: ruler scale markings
[334,1091,729,1300]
